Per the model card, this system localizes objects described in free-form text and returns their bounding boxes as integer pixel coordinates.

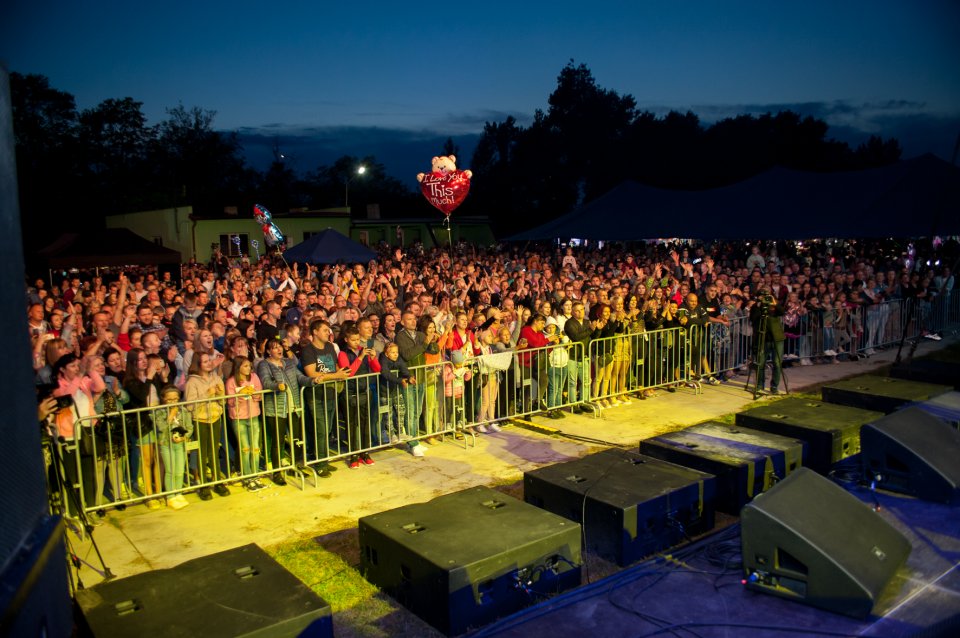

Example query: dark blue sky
[4,1,959,180]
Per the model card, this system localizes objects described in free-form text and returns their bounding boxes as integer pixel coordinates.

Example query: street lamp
[344,165,367,207]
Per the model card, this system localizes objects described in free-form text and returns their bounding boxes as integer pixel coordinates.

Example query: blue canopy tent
[507,154,960,241]
[282,228,377,265]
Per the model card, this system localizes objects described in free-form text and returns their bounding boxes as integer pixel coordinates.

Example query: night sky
[3,0,959,181]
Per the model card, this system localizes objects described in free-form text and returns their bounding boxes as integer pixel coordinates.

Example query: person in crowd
[749,286,786,394]
[337,325,381,468]
[563,301,595,412]
[153,385,193,509]
[589,304,617,406]
[225,357,264,490]
[396,311,434,455]
[122,348,164,508]
[417,316,443,442]
[184,351,229,499]
[544,317,570,417]
[52,353,106,518]
[300,320,351,475]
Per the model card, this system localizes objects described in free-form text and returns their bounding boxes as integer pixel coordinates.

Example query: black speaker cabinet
[822,374,951,414]
[75,544,332,638]
[736,397,882,473]
[640,422,806,514]
[741,467,911,619]
[861,406,960,504]
[890,359,960,390]
[359,486,581,636]
[524,448,716,566]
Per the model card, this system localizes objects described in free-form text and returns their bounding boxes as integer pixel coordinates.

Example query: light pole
[344,165,367,207]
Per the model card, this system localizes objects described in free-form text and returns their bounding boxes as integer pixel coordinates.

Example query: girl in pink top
[225,357,264,490]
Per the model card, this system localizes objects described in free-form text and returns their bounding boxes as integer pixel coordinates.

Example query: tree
[148,105,250,213]
[9,73,84,238]
[79,97,154,212]
[303,155,418,217]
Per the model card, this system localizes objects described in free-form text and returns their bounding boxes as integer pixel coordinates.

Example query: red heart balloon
[419,170,471,217]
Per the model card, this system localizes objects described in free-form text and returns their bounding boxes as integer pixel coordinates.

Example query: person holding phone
[300,320,351,476]
[337,326,382,468]
[154,385,193,509]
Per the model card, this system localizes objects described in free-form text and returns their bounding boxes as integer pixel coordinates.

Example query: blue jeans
[403,383,424,437]
[158,441,186,492]
[547,365,568,408]
[232,417,261,476]
[566,359,589,403]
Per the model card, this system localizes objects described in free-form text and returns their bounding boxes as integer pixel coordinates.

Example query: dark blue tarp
[508,154,960,240]
[282,228,376,264]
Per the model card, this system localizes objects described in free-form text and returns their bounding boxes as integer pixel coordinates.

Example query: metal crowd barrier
[50,295,959,514]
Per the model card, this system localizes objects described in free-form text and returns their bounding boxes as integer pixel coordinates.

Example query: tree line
[10,62,901,247]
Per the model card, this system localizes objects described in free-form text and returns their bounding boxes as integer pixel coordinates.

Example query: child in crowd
[225,357,264,490]
[443,350,473,436]
[153,385,193,510]
[379,342,417,453]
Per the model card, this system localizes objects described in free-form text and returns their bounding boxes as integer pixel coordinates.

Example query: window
[358,230,369,246]
[219,233,249,257]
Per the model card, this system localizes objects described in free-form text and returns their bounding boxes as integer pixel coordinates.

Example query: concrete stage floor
[67,337,958,635]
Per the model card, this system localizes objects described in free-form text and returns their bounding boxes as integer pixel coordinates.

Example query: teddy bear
[417,155,472,182]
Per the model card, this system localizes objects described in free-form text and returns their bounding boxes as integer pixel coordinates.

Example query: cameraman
[749,286,786,395]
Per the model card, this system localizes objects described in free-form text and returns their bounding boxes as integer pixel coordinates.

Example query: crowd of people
[30,237,956,518]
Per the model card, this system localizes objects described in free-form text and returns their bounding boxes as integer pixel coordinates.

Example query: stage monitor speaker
[912,390,960,431]
[741,467,911,619]
[861,406,960,504]
[75,544,332,638]
[640,422,805,514]
[735,397,882,473]
[822,374,951,414]
[359,486,581,636]
[890,359,960,391]
[524,448,716,565]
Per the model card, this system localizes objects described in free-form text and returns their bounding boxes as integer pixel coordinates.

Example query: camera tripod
[745,309,789,400]
[43,434,114,594]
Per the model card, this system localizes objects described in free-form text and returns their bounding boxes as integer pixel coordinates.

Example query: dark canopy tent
[38,228,182,268]
[282,228,377,265]
[508,154,960,241]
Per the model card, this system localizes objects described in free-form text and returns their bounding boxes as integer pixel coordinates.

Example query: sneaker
[167,497,185,510]
[360,453,375,466]
[348,458,361,469]
[411,445,425,458]
[244,479,257,492]
[389,434,400,444]
[252,479,267,490]
[175,495,190,508]
[666,385,677,393]
[271,472,287,485]
[476,424,489,433]
[213,484,230,497]
[318,466,332,478]
[823,349,836,357]
[146,499,162,510]
[707,377,721,385]
[924,333,942,341]
[197,487,213,501]
[620,397,633,405]
[548,410,563,419]
[487,423,501,432]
